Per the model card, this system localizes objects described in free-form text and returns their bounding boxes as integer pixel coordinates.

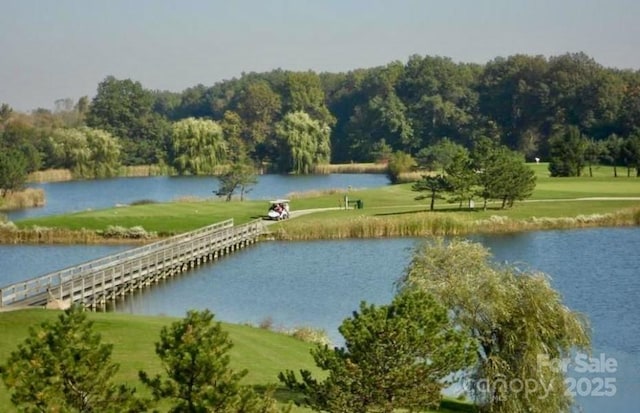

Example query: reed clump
[394,171,425,183]
[0,224,157,244]
[118,164,175,177]
[0,189,45,210]
[0,225,101,244]
[311,163,387,174]
[272,207,640,241]
[272,213,470,240]
[473,208,640,233]
[27,169,73,183]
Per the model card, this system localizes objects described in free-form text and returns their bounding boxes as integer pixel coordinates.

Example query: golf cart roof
[269,199,290,204]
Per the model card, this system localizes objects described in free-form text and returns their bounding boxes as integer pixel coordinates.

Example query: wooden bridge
[0,219,263,310]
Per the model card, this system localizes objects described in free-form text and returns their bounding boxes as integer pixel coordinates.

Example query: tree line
[2,52,640,194]
[1,241,589,412]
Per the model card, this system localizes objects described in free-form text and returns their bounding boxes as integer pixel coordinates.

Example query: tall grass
[270,213,471,240]
[118,164,175,177]
[27,169,73,183]
[0,225,153,244]
[0,189,45,210]
[395,171,427,183]
[270,207,640,240]
[473,208,640,233]
[311,163,387,174]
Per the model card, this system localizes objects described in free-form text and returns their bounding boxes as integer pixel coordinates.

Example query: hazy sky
[2,0,640,111]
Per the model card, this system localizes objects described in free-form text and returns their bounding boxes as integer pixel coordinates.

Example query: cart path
[265,196,640,223]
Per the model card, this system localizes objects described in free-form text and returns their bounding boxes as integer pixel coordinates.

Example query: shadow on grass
[250,385,307,407]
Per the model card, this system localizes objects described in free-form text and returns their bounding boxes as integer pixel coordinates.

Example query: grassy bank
[5,164,640,243]
[268,205,640,240]
[0,310,473,413]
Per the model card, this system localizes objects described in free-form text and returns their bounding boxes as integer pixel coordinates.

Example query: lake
[6,173,389,220]
[1,228,638,412]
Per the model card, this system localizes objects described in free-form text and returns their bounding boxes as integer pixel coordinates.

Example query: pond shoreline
[2,207,639,245]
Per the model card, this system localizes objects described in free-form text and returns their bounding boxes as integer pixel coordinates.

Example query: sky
[2,0,640,111]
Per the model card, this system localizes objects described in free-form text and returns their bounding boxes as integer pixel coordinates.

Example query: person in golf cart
[267,199,290,220]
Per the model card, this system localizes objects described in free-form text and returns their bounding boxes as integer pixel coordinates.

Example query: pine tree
[0,305,147,412]
[139,309,287,413]
[279,290,476,413]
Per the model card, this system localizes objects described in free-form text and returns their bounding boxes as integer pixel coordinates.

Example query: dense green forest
[2,52,640,188]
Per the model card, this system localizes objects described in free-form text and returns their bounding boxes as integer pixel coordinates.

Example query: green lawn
[0,310,473,413]
[11,163,640,235]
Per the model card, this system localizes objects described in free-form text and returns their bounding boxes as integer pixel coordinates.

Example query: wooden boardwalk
[0,219,263,310]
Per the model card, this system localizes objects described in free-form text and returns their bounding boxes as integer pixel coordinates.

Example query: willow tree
[275,111,331,174]
[398,239,591,413]
[84,127,122,178]
[47,127,121,178]
[171,117,227,175]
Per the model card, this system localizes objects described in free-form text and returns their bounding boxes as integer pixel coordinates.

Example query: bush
[288,326,331,346]
[102,225,155,239]
[386,151,416,184]
[129,199,157,206]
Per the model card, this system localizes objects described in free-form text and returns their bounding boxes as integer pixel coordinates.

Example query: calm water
[7,174,389,220]
[0,245,131,285]
[0,229,638,411]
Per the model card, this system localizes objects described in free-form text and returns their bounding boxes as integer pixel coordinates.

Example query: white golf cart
[267,199,290,220]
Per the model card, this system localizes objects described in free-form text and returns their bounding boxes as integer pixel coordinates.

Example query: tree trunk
[614,165,618,177]
[430,190,435,211]
[589,164,593,177]
[501,197,507,209]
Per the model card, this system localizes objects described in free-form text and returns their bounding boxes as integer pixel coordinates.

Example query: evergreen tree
[622,131,640,177]
[444,150,477,208]
[603,133,624,177]
[548,125,588,177]
[473,141,536,209]
[139,309,286,413]
[411,174,452,211]
[0,305,147,413]
[279,290,475,413]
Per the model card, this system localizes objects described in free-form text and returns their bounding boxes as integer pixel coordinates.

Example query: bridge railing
[0,218,250,308]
